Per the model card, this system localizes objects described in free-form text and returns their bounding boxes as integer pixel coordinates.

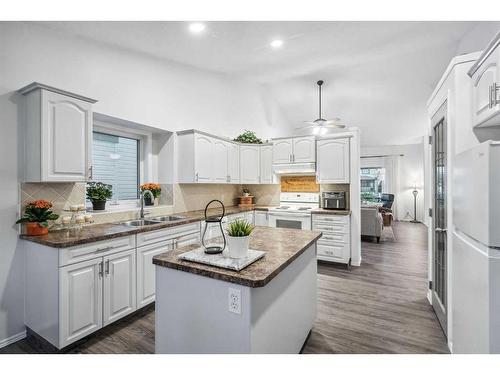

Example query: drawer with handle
[137,222,200,247]
[313,214,349,224]
[313,222,349,234]
[317,243,349,262]
[59,235,136,267]
[317,231,349,245]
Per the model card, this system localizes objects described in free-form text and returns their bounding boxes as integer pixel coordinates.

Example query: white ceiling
[37,21,485,146]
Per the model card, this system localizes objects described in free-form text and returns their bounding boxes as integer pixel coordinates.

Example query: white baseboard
[0,330,26,349]
[427,289,432,304]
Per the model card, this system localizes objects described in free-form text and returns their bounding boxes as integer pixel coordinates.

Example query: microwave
[321,191,347,210]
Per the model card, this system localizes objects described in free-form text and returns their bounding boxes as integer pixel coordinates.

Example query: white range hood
[273,162,316,175]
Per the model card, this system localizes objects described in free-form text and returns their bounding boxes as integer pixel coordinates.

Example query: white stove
[268,193,319,230]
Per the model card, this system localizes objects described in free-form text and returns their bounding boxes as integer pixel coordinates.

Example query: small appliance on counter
[321,191,347,210]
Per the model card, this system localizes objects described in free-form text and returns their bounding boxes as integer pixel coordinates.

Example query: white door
[292,136,316,163]
[194,134,213,182]
[103,249,136,326]
[260,145,273,183]
[137,240,173,309]
[254,211,269,226]
[472,50,500,127]
[272,139,293,164]
[41,90,92,182]
[227,143,240,183]
[316,138,350,183]
[213,139,229,183]
[59,258,102,347]
[240,145,260,184]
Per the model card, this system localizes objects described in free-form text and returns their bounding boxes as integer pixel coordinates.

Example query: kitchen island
[153,226,322,354]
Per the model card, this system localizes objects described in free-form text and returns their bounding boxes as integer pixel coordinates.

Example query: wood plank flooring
[1,222,448,354]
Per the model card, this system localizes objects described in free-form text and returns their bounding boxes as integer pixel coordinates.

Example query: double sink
[120,215,187,227]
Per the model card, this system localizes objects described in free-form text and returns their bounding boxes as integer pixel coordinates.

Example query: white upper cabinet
[213,139,229,183]
[19,83,96,182]
[316,137,350,183]
[260,144,273,183]
[469,32,500,127]
[272,136,316,164]
[273,139,293,163]
[227,142,240,183]
[177,130,241,184]
[240,145,261,184]
[292,136,316,163]
[194,134,214,182]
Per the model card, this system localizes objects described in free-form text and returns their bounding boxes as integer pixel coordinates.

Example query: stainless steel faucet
[140,190,153,219]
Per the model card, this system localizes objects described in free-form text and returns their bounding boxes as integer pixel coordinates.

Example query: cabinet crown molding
[18,82,98,104]
[468,31,500,77]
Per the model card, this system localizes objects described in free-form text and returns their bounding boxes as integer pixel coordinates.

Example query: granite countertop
[19,205,275,248]
[311,208,351,215]
[152,226,322,288]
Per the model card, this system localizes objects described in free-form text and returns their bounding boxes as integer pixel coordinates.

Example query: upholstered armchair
[361,207,384,243]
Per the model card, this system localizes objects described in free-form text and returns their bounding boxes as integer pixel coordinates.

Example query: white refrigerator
[452,140,500,353]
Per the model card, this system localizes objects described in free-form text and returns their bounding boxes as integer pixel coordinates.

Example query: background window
[360,167,386,202]
[92,132,139,200]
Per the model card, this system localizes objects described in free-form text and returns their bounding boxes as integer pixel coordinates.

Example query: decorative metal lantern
[202,199,226,254]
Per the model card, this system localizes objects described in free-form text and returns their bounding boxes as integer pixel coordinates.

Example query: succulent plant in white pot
[226,219,254,259]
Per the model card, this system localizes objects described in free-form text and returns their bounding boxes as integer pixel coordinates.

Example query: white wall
[0,22,290,345]
[361,142,425,222]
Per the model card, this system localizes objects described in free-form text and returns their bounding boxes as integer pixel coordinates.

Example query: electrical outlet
[228,288,241,314]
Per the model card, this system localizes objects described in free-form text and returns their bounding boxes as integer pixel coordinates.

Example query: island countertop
[152,226,322,288]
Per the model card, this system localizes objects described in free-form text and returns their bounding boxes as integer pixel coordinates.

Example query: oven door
[268,212,311,230]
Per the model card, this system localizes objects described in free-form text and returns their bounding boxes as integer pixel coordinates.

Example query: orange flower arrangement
[28,200,53,209]
[16,199,59,235]
[140,183,161,198]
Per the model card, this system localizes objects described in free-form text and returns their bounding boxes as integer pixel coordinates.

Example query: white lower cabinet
[59,247,137,346]
[59,258,103,347]
[136,222,201,309]
[312,214,351,265]
[103,249,136,326]
[254,211,269,226]
[137,239,173,309]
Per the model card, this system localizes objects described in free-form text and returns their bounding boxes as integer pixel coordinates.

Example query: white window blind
[92,132,139,200]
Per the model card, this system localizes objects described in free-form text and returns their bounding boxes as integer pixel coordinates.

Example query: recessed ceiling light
[270,39,283,48]
[188,23,206,34]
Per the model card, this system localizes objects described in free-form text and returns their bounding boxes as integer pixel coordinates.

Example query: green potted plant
[226,219,254,259]
[16,200,59,236]
[233,130,263,144]
[140,183,161,206]
[86,182,113,211]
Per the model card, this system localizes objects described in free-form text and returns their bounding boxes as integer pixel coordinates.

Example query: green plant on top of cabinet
[19,82,97,182]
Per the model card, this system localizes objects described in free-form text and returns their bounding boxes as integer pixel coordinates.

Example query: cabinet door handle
[493,83,499,108]
[88,165,93,180]
[95,246,113,253]
[490,84,494,109]
[98,261,103,278]
[195,172,199,182]
[105,259,110,275]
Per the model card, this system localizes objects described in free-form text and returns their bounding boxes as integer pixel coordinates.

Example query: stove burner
[298,207,311,211]
[277,206,290,210]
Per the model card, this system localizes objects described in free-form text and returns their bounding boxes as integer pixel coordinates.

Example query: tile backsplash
[20,182,86,221]
[18,181,282,227]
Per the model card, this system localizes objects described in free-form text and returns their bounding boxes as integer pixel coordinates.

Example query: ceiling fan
[298,80,346,135]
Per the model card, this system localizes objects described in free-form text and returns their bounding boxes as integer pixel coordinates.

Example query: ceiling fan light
[312,126,320,135]
[319,127,328,136]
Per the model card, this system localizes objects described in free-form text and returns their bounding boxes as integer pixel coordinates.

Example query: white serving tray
[178,247,265,271]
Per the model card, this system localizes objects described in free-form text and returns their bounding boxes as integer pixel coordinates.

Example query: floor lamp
[411,183,419,223]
